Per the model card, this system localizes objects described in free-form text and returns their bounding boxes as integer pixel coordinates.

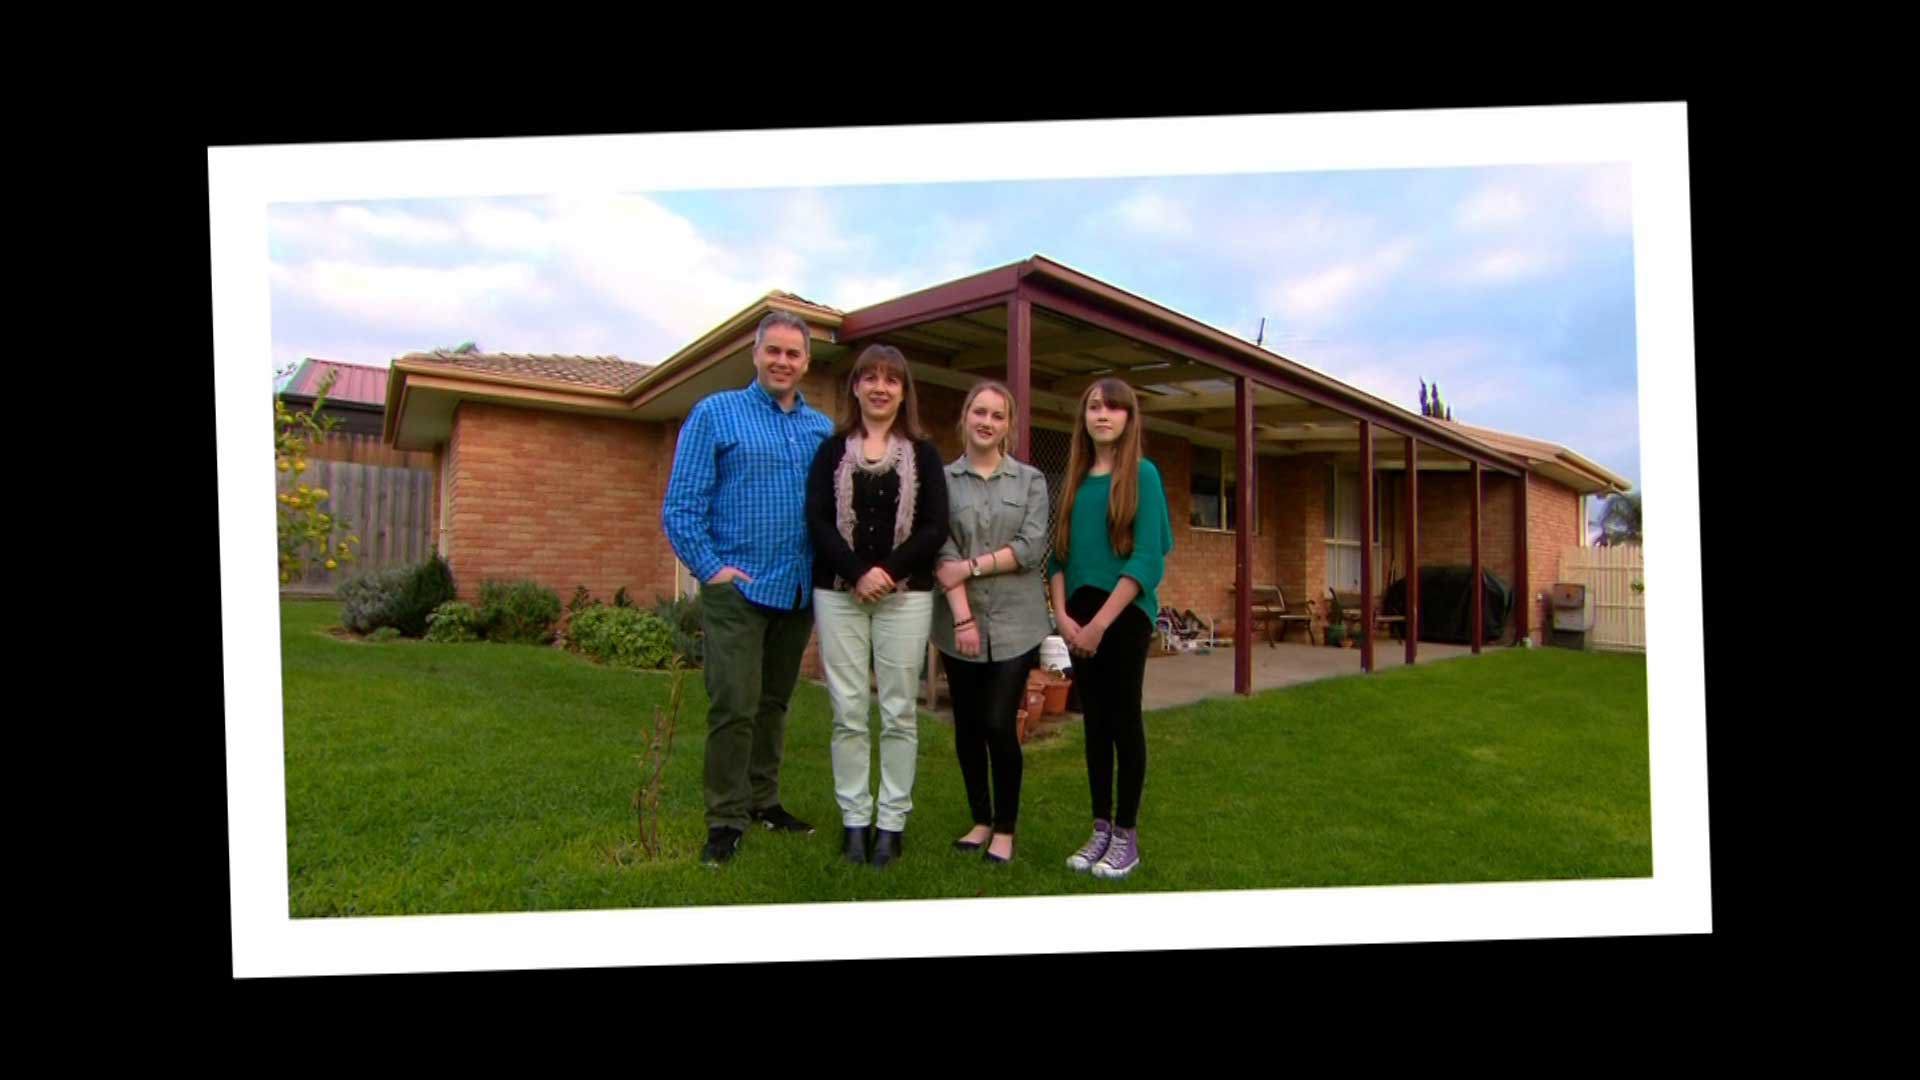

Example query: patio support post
[1471,461,1483,654]
[1405,435,1419,666]
[1359,419,1374,674]
[1234,375,1254,696]
[1515,471,1531,645]
[1007,296,1032,462]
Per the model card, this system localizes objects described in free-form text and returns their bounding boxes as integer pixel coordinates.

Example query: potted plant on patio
[1325,590,1350,648]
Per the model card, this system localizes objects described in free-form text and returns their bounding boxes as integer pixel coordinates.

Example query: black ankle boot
[870,828,904,869]
[842,826,872,865]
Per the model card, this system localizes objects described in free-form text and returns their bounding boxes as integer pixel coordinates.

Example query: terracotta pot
[1042,678,1071,715]
[1340,637,1354,649]
[1024,689,1047,721]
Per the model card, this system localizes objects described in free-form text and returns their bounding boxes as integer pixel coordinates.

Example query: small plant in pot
[1324,590,1349,648]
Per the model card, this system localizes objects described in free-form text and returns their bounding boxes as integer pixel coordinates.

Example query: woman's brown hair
[832,344,927,441]
[1051,378,1144,560]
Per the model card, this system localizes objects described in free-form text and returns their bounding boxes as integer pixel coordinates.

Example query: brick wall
[1524,471,1581,642]
[443,401,678,605]
[1150,436,1315,639]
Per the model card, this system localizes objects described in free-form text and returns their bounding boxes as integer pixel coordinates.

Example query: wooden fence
[279,432,435,596]
[1558,543,1645,652]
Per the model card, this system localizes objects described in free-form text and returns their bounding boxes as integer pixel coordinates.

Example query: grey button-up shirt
[931,455,1052,663]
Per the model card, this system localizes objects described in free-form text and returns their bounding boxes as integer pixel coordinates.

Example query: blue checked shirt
[662,379,834,611]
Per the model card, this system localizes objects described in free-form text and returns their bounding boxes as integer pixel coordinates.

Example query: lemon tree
[275,369,360,583]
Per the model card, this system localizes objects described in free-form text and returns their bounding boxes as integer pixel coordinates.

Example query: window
[1190,447,1256,533]
[1325,466,1392,593]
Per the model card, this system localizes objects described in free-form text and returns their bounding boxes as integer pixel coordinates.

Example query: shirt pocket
[989,492,1027,548]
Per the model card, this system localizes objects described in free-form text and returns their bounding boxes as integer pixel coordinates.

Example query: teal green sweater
[1046,460,1174,624]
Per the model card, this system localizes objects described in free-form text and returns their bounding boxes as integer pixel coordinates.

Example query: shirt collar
[948,454,1017,480]
[746,377,807,414]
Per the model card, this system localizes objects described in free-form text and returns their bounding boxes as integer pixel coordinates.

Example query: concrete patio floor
[1136,637,1483,711]
[920,636,1489,722]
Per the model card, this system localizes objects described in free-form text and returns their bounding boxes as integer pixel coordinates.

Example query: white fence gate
[1559,544,1645,652]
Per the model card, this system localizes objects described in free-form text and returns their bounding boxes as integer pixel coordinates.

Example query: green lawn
[280,600,1651,916]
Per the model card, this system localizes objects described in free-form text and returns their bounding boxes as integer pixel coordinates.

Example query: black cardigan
[806,436,949,592]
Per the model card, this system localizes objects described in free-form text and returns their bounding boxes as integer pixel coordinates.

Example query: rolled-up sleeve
[1007,466,1050,570]
[662,403,723,584]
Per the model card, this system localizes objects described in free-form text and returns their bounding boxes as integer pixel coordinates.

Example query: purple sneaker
[1091,826,1140,879]
[1066,820,1113,873]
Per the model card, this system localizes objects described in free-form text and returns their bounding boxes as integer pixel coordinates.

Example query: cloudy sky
[267,163,1640,491]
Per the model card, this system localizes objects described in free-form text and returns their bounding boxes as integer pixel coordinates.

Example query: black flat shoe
[842,826,872,865]
[871,828,904,869]
[952,828,992,852]
[983,833,1016,865]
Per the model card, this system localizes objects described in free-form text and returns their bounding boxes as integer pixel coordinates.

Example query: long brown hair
[956,379,1017,457]
[1051,378,1144,560]
[832,344,927,441]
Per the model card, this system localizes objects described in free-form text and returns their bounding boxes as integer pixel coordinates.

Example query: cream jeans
[813,588,933,831]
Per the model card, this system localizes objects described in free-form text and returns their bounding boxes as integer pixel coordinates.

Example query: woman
[806,344,949,869]
[1046,378,1173,880]
[931,381,1050,866]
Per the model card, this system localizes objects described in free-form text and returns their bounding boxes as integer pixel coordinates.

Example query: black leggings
[1068,586,1153,830]
[945,646,1037,833]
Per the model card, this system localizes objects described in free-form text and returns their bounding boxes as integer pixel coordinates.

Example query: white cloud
[543,194,786,344]
[332,206,463,246]
[460,205,555,253]
[1113,191,1194,237]
[1266,238,1417,322]
[1582,170,1634,234]
[1456,185,1532,230]
[1457,247,1557,284]
[829,274,912,312]
[273,259,551,332]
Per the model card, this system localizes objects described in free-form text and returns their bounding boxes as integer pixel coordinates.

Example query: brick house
[384,256,1630,690]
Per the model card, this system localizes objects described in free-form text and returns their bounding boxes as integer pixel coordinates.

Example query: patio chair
[1242,584,1281,647]
[1332,589,1407,641]
[1269,584,1316,645]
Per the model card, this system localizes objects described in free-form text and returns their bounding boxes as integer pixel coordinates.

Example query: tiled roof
[282,358,390,407]
[1445,420,1565,462]
[398,350,652,391]
[770,289,842,314]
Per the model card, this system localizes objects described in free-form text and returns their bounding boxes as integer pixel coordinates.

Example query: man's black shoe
[870,828,904,869]
[752,804,816,834]
[701,827,743,867]
[842,826,872,865]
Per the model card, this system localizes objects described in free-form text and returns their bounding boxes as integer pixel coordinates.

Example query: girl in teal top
[1046,378,1172,881]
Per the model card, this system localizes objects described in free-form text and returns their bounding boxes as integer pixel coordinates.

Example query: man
[663,310,834,867]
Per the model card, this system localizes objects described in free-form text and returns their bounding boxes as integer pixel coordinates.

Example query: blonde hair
[1051,378,1144,560]
[956,380,1018,456]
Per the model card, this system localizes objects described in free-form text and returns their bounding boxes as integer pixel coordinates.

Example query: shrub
[425,601,484,643]
[335,555,457,637]
[568,605,677,670]
[366,626,401,643]
[613,586,634,609]
[568,585,598,614]
[337,565,411,634]
[390,555,457,637]
[651,592,704,668]
[479,580,563,645]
